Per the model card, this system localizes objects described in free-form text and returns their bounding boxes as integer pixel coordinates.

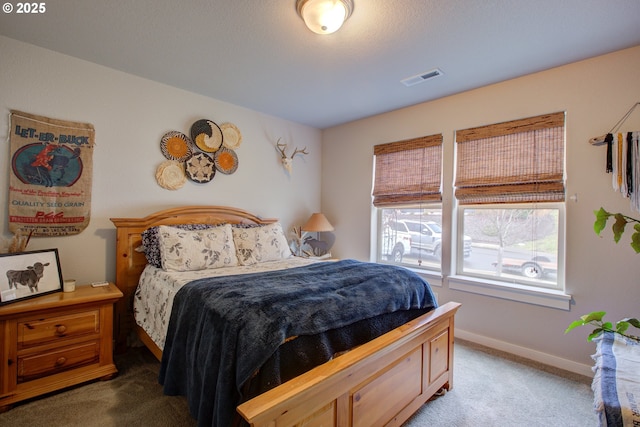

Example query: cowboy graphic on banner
[9,110,94,237]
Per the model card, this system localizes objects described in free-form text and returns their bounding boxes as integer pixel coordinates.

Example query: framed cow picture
[0,248,63,305]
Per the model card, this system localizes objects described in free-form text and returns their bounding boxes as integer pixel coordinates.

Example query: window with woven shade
[373,134,443,271]
[372,134,443,207]
[454,112,565,204]
[452,112,567,295]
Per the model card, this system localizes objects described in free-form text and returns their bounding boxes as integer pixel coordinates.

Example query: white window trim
[407,268,443,288]
[448,274,571,310]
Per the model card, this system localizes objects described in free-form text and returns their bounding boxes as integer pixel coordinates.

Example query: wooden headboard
[109,205,277,352]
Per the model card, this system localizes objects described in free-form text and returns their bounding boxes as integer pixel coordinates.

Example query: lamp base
[304,236,330,256]
[307,252,333,260]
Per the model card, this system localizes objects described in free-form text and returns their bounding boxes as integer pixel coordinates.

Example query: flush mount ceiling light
[296,0,354,35]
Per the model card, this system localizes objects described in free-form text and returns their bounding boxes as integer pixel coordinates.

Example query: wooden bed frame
[110,205,460,427]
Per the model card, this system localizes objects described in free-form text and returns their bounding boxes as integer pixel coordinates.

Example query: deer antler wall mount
[276,138,309,174]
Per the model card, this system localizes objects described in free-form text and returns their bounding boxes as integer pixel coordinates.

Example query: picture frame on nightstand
[0,248,63,305]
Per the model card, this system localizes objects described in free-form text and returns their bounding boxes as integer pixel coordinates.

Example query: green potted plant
[565,208,640,341]
[565,311,640,342]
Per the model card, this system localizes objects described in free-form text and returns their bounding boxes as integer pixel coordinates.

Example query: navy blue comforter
[159,259,437,426]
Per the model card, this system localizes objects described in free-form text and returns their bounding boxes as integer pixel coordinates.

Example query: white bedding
[133,257,322,350]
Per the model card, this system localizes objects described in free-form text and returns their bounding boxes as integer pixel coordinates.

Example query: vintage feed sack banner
[8,110,94,237]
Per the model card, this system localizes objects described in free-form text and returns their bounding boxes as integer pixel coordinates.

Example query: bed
[110,205,461,427]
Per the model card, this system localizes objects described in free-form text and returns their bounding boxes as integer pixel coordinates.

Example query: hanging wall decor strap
[610,102,640,133]
[589,102,640,146]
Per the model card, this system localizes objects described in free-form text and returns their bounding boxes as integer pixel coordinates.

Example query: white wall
[0,36,322,284]
[322,45,640,373]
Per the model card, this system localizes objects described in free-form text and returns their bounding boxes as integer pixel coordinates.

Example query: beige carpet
[0,340,597,427]
[404,340,597,427]
[0,345,195,427]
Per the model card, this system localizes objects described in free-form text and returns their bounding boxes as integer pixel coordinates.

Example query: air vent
[401,68,444,87]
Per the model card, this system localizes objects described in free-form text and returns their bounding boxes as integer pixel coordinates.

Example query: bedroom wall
[321,45,640,374]
[0,35,322,285]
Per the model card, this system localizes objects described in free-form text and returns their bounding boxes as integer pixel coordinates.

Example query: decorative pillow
[157,224,238,271]
[232,222,264,229]
[141,223,219,267]
[232,222,292,265]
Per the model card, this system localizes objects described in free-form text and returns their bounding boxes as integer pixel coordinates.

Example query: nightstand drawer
[17,341,100,383]
[18,310,100,349]
[0,283,122,410]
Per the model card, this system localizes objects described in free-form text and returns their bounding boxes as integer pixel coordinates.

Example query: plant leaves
[588,328,603,342]
[582,311,606,322]
[593,208,640,253]
[565,319,586,333]
[612,213,628,243]
[593,208,610,235]
[625,318,640,329]
[631,226,640,253]
[616,321,630,334]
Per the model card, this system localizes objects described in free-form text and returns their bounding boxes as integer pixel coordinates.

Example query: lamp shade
[301,213,334,232]
[296,0,354,35]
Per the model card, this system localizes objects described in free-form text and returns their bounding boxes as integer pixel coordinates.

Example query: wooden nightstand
[0,283,123,412]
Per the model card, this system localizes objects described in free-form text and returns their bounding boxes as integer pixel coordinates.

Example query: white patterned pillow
[157,224,238,271]
[232,222,291,265]
[141,223,220,268]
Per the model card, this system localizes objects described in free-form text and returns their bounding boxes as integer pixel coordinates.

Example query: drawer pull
[55,324,67,335]
[55,357,67,367]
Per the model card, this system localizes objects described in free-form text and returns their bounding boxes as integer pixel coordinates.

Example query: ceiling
[1,0,640,129]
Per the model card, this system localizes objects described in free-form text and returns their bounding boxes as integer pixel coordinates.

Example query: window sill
[447,275,572,310]
[374,260,443,287]
[407,267,443,287]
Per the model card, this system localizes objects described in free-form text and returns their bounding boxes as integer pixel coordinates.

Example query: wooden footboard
[237,301,460,427]
[135,302,460,427]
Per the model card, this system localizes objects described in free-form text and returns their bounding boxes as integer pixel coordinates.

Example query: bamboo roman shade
[454,112,565,205]
[372,134,443,207]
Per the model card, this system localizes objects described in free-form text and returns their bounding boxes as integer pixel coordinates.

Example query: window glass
[377,207,442,271]
[458,206,562,289]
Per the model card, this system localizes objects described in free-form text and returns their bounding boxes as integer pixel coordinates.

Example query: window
[453,112,566,291]
[378,207,443,270]
[372,135,443,271]
[458,205,563,289]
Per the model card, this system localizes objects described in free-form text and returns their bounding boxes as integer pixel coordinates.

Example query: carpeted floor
[0,345,195,427]
[403,340,597,427]
[0,340,597,427]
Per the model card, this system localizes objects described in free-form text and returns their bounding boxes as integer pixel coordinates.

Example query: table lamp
[301,213,334,256]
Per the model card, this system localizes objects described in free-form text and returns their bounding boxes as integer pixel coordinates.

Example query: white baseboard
[455,328,594,378]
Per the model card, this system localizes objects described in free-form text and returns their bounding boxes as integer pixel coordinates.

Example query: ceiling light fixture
[296,0,354,35]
